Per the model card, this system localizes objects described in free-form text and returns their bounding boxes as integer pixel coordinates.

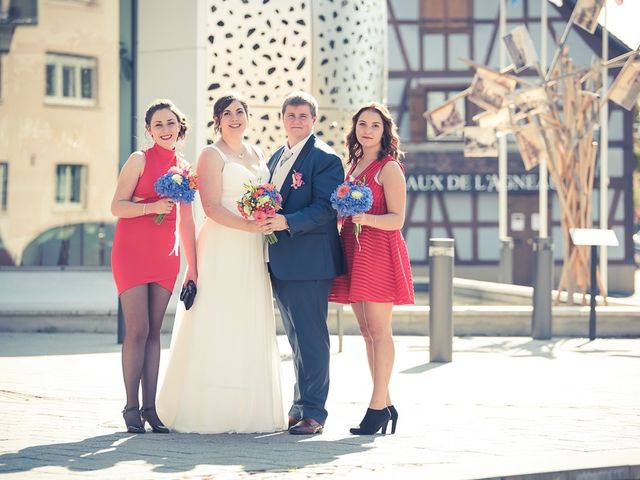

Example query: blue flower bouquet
[330,180,373,236]
[153,163,198,224]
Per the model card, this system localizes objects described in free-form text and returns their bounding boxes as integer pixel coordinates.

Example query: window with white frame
[0,162,7,212]
[45,53,97,106]
[55,164,86,206]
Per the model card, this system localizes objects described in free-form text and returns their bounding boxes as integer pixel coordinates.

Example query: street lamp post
[600,2,609,295]
[498,0,513,284]
[531,0,553,340]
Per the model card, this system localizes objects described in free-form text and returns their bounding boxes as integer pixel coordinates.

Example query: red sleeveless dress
[111,143,180,295]
[329,156,415,305]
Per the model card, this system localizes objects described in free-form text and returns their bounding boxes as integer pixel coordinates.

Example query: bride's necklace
[222,139,247,160]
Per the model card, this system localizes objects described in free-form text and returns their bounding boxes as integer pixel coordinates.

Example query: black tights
[120,283,171,412]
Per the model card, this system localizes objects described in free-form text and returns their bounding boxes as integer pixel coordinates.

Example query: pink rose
[336,184,350,198]
[253,211,267,220]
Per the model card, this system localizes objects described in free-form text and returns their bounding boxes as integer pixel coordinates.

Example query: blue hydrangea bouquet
[330,180,373,236]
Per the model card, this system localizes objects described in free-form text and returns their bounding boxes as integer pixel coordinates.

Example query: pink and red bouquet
[153,162,198,224]
[237,181,283,244]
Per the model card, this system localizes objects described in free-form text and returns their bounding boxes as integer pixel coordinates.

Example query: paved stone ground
[1,333,639,479]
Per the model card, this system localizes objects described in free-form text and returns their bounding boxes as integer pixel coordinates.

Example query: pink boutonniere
[291,170,305,189]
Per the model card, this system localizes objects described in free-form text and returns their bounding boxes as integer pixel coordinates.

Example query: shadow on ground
[402,337,640,361]
[0,333,130,357]
[0,431,374,476]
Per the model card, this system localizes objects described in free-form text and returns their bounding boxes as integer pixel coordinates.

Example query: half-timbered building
[387,0,636,291]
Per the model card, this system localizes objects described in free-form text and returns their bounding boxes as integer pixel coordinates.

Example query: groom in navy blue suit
[264,91,344,434]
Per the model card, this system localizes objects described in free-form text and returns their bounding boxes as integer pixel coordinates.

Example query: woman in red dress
[330,102,414,435]
[111,99,197,433]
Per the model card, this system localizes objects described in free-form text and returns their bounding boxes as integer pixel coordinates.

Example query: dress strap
[250,144,265,162]
[373,156,401,184]
[208,144,230,163]
[351,158,383,181]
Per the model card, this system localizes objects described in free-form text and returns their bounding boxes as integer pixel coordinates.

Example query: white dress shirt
[270,133,313,191]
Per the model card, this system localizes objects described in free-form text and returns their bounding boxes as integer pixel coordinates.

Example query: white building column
[136,0,208,164]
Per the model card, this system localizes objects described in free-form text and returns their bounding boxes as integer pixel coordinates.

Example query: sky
[596,0,640,49]
[546,0,639,49]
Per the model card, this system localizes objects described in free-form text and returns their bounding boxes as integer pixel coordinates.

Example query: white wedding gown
[156,147,286,433]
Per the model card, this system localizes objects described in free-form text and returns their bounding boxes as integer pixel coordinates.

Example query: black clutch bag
[180,280,197,310]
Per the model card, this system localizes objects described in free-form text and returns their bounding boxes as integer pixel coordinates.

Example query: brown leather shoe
[288,415,299,429]
[289,418,323,435]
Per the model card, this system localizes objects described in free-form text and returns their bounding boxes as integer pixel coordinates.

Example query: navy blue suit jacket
[268,134,345,281]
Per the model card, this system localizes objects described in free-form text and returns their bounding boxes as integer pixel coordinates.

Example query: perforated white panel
[205,0,386,158]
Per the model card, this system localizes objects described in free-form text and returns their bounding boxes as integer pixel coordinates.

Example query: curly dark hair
[212,92,249,134]
[346,102,403,165]
[144,99,188,140]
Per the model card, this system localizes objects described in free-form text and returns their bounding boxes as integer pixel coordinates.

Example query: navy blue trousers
[270,275,332,425]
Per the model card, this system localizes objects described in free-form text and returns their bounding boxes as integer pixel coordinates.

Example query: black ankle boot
[349,407,391,435]
[122,406,145,434]
[386,405,398,434]
[140,407,170,433]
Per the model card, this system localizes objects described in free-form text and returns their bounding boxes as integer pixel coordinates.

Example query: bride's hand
[245,218,269,233]
[183,267,197,286]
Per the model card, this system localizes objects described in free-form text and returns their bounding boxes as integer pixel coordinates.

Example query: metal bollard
[588,245,598,341]
[498,237,514,284]
[532,237,553,339]
[429,238,454,363]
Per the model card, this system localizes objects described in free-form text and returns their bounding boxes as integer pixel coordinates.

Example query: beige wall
[0,0,119,264]
[136,0,207,165]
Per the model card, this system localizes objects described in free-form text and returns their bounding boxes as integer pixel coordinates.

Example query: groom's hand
[264,214,289,232]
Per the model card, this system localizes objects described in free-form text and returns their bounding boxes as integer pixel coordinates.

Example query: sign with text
[406,173,547,193]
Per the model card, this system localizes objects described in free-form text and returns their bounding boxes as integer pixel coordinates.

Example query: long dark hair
[346,102,402,164]
[144,99,188,140]
[213,92,249,134]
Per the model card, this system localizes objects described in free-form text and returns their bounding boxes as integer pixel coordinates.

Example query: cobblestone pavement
[1,333,639,479]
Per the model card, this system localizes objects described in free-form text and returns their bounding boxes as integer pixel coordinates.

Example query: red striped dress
[329,156,415,305]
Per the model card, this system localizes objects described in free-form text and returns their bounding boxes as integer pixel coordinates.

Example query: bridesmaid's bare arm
[110,152,174,218]
[352,161,406,231]
[178,202,198,285]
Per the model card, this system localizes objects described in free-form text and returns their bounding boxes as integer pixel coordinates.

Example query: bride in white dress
[156,93,286,433]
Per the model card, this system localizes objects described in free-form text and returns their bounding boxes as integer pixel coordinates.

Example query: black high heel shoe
[349,407,392,435]
[386,405,398,434]
[122,406,145,434]
[140,407,170,433]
